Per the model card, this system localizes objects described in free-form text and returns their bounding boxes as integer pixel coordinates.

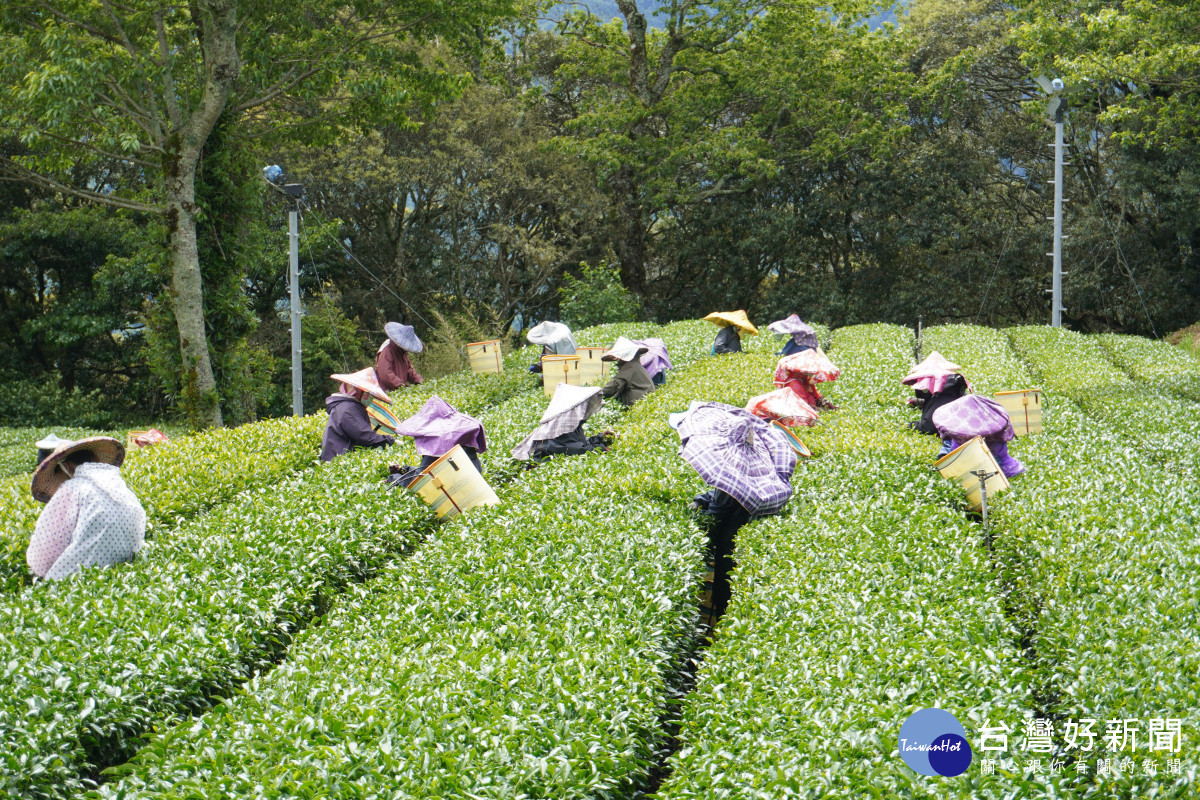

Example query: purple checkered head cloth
[393,395,487,457]
[767,314,819,350]
[634,337,671,378]
[932,395,1015,443]
[676,402,797,516]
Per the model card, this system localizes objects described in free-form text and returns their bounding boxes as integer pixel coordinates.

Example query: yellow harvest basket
[994,388,1043,436]
[365,398,402,437]
[406,444,499,519]
[541,355,582,395]
[934,435,1010,512]
[466,339,504,374]
[575,346,610,386]
[770,421,812,458]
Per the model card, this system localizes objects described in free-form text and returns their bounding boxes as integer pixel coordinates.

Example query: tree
[291,79,607,335]
[0,0,516,426]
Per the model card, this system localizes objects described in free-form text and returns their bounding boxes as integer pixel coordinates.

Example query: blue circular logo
[898,708,973,776]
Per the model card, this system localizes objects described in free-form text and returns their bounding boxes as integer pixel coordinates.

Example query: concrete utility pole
[1051,99,1065,328]
[1036,76,1067,327]
[285,183,305,415]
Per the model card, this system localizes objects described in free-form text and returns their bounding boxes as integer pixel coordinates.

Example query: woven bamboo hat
[330,367,393,403]
[602,336,650,362]
[702,310,758,335]
[31,436,126,503]
[385,322,423,353]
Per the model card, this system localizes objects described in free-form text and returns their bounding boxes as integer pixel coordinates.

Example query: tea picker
[375,322,424,392]
[511,383,613,464]
[27,436,146,580]
[932,394,1025,478]
[902,351,968,436]
[774,349,840,411]
[600,337,656,407]
[389,397,497,518]
[526,321,577,374]
[703,310,757,354]
[391,395,487,476]
[320,368,396,462]
[767,314,819,356]
[634,337,671,385]
[672,401,797,625]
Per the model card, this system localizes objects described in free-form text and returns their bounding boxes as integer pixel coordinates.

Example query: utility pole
[284,183,304,416]
[1036,76,1067,327]
[1051,99,1065,327]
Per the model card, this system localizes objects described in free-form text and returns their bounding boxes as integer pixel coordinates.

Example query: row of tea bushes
[1097,331,1200,403]
[0,344,547,592]
[1,319,721,799]
[907,323,1198,796]
[656,323,1048,799]
[0,343,563,798]
[93,338,756,798]
[0,415,326,592]
[0,438,432,800]
[984,329,1200,797]
[1008,326,1200,472]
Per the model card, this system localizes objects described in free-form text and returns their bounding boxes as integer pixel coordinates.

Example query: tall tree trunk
[611,163,648,295]
[160,0,241,428]
[165,168,223,428]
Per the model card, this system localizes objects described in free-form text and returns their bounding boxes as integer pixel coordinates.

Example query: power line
[1073,125,1160,339]
[974,175,1033,327]
[296,200,464,353]
[297,210,351,372]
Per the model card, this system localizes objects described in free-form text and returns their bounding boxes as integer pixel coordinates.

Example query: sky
[548,1,902,28]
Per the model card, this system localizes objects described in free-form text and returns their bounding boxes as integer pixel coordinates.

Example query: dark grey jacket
[713,326,742,354]
[601,358,655,407]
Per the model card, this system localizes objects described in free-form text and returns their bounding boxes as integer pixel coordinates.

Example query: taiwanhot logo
[898,708,973,777]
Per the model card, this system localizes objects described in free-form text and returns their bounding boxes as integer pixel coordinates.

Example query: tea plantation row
[0,321,709,799]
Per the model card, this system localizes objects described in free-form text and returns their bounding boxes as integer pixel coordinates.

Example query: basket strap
[431,476,463,514]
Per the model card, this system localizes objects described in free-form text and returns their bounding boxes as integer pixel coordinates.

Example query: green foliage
[0,195,163,422]
[558,260,640,329]
[87,320,718,799]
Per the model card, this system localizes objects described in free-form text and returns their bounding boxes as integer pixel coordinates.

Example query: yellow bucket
[934,435,1010,511]
[407,444,499,519]
[466,339,503,374]
[541,355,582,396]
[575,346,610,386]
[994,389,1043,436]
[770,420,811,458]
[365,398,401,437]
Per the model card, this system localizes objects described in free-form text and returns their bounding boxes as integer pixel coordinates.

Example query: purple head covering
[767,315,819,350]
[634,338,671,378]
[393,395,486,457]
[676,402,797,516]
[932,395,1014,443]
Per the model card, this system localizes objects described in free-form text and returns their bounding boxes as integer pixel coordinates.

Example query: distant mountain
[550,1,661,23]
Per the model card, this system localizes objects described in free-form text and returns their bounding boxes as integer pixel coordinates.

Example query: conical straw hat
[31,436,126,503]
[384,322,423,353]
[701,310,758,335]
[330,367,392,403]
[602,336,650,362]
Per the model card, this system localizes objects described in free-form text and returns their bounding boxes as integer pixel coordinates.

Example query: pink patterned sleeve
[27,484,79,578]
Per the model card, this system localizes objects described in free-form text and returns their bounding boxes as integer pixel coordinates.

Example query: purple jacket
[320,394,394,462]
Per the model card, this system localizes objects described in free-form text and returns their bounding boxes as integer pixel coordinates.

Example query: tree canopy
[2,0,1197,425]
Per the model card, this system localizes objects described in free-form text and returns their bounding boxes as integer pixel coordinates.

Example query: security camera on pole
[1034,76,1067,327]
[264,165,305,416]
